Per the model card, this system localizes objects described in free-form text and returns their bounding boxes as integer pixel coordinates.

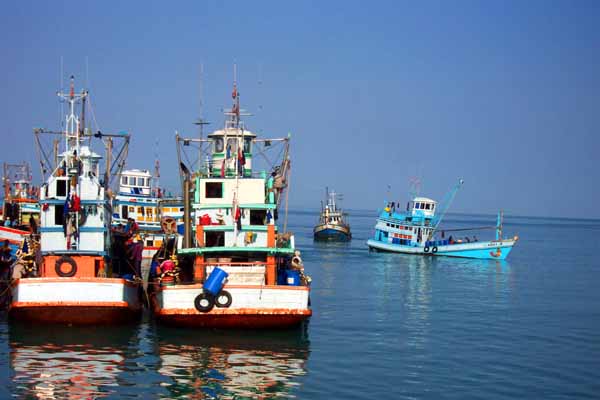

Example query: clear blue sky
[1,1,599,218]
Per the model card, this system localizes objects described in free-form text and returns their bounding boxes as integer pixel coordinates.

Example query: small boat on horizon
[313,188,351,241]
[366,179,518,260]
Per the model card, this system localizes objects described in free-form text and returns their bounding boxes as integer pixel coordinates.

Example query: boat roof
[208,128,257,138]
[412,196,436,203]
[122,169,151,177]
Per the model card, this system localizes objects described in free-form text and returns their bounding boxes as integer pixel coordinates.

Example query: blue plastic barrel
[277,269,287,285]
[286,270,301,286]
[203,267,229,295]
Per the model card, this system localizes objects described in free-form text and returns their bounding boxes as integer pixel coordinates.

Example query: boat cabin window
[137,177,145,187]
[415,202,420,209]
[121,205,128,219]
[250,209,267,225]
[425,203,431,210]
[54,205,64,225]
[128,176,136,186]
[205,231,225,247]
[146,239,154,247]
[205,182,223,198]
[56,179,67,197]
[227,138,238,153]
[244,137,252,153]
[214,137,224,153]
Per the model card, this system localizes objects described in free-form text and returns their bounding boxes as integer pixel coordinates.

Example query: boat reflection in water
[9,322,137,399]
[156,326,310,398]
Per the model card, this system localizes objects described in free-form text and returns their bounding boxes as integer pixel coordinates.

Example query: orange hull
[154,307,312,329]
[9,302,141,325]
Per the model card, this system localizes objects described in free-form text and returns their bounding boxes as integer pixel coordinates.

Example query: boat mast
[431,178,464,236]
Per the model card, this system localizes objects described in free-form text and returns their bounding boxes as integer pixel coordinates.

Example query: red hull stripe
[11,301,137,308]
[9,305,141,325]
[156,310,311,329]
[0,226,30,235]
[158,284,310,292]
[157,307,312,316]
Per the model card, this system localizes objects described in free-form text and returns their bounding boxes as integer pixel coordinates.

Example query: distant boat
[367,180,518,260]
[313,188,351,241]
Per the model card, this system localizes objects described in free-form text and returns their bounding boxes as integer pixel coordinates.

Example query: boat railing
[201,261,269,285]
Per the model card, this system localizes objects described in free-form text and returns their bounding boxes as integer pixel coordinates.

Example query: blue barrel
[277,268,287,285]
[203,267,229,295]
[286,270,301,286]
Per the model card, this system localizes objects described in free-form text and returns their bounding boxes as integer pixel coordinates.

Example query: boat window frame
[214,137,224,153]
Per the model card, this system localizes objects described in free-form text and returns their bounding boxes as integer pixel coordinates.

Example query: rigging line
[35,135,53,176]
[86,93,102,133]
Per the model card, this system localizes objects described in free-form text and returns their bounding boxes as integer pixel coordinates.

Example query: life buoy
[291,255,303,268]
[55,255,77,277]
[432,246,438,253]
[423,246,430,253]
[214,290,232,308]
[161,217,177,234]
[194,292,214,313]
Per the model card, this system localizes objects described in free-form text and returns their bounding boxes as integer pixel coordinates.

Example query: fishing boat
[112,168,183,277]
[9,76,142,324]
[366,180,518,259]
[0,162,40,255]
[313,188,351,241]
[149,79,312,328]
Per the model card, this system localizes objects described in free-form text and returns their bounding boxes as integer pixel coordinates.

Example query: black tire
[194,292,214,313]
[215,290,232,308]
[432,246,438,253]
[423,246,430,253]
[55,256,77,277]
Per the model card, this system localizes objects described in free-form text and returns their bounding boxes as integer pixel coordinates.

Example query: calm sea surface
[1,211,599,399]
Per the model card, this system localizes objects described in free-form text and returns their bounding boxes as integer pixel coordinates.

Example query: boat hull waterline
[9,278,142,324]
[367,238,516,260]
[313,224,351,241]
[153,284,311,328]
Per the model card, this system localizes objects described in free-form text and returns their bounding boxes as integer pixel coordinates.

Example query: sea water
[1,211,599,399]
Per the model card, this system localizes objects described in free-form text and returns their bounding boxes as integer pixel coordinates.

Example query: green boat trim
[192,203,277,210]
[178,246,295,255]
[198,224,276,232]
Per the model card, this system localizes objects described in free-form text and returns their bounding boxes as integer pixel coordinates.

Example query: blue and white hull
[367,238,517,260]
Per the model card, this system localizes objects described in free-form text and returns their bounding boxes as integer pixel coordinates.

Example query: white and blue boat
[367,180,518,260]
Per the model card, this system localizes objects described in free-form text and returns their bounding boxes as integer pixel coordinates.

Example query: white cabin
[119,169,152,197]
[39,145,106,253]
[409,197,437,219]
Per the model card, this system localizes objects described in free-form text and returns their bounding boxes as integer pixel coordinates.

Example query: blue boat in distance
[367,180,518,260]
[314,188,351,241]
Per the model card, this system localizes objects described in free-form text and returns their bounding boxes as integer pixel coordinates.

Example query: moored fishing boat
[112,168,183,278]
[9,77,142,324]
[149,79,312,328]
[313,188,351,241]
[0,162,40,255]
[367,180,518,259]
